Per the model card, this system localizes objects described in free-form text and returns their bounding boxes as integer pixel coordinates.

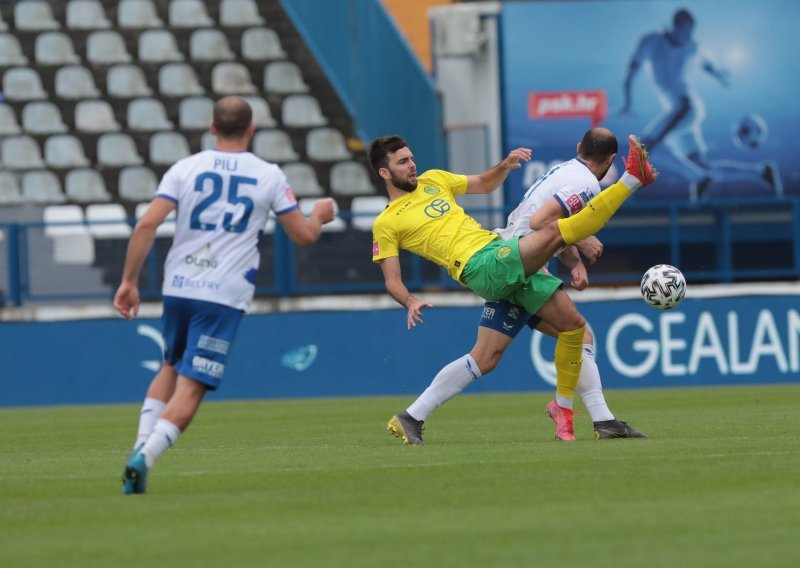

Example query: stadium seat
[149,132,190,165]
[34,32,81,66]
[282,95,327,127]
[21,170,65,203]
[44,135,91,168]
[107,64,153,98]
[178,96,214,130]
[14,1,60,31]
[253,129,299,162]
[66,0,112,30]
[86,204,132,238]
[243,96,276,127]
[264,61,309,94]
[170,0,215,28]
[190,29,235,61]
[241,27,286,61]
[22,102,68,135]
[200,131,216,150]
[43,204,95,264]
[299,198,345,232]
[97,133,144,167]
[86,30,133,64]
[283,163,324,197]
[219,0,265,26]
[1,136,45,170]
[350,195,388,231]
[158,63,204,96]
[127,98,173,131]
[55,65,101,99]
[139,30,184,63]
[306,128,350,161]
[0,172,22,205]
[0,103,21,135]
[211,62,257,94]
[136,202,176,236]
[330,161,375,196]
[65,169,111,203]
[262,210,277,234]
[119,167,158,202]
[0,34,29,66]
[118,0,163,29]
[2,67,47,101]
[75,100,120,132]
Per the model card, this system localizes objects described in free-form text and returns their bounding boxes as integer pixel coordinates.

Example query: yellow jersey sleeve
[372,215,399,262]
[420,169,468,196]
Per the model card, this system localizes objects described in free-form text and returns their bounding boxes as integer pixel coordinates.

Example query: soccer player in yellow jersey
[369,134,657,443]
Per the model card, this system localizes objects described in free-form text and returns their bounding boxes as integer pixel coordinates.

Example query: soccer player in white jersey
[113,96,335,494]
[480,127,646,439]
[621,8,782,200]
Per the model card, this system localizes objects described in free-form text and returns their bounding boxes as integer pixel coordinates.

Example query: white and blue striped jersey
[495,158,600,239]
[155,150,298,311]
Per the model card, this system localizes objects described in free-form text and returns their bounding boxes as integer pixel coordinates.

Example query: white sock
[407,354,481,421]
[134,397,166,449]
[141,418,181,469]
[555,395,573,410]
[620,171,642,192]
[575,344,615,422]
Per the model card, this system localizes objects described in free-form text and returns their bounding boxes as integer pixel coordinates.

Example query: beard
[391,172,418,192]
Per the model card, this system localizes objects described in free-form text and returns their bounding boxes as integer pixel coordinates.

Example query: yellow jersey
[372,169,499,281]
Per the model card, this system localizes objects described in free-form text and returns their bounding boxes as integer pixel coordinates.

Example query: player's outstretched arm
[279,198,335,246]
[465,148,532,194]
[379,256,433,329]
[557,246,589,291]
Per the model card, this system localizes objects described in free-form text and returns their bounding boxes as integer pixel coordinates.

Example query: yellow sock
[554,326,585,399]
[557,180,633,244]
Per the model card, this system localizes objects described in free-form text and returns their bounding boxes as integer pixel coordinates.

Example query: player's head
[211,96,254,141]
[368,135,418,192]
[577,127,618,180]
[671,9,695,44]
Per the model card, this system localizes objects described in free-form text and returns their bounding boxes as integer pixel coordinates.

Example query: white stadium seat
[55,66,101,99]
[330,161,375,196]
[351,196,389,231]
[86,204,132,239]
[243,96,276,127]
[75,100,121,132]
[282,163,324,197]
[158,63,204,96]
[139,30,184,63]
[2,67,47,101]
[15,1,60,31]
[1,136,45,170]
[22,102,68,135]
[306,128,350,161]
[21,170,65,203]
[0,34,28,66]
[107,64,153,98]
[220,0,265,26]
[0,103,22,135]
[264,61,308,94]
[282,95,327,127]
[87,30,133,64]
[119,167,159,202]
[97,133,144,167]
[44,135,91,168]
[190,29,235,61]
[299,198,345,232]
[253,130,299,163]
[242,27,286,61]
[43,205,95,264]
[127,98,174,131]
[149,132,191,165]
[34,32,81,65]
[66,1,112,30]
[136,202,176,237]
[178,96,214,130]
[0,172,22,205]
[118,0,163,29]
[200,131,216,150]
[212,62,258,94]
[65,169,111,203]
[170,0,215,28]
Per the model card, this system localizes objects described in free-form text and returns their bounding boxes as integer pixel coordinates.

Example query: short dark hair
[368,135,408,176]
[578,128,618,161]
[673,8,694,27]
[213,96,252,139]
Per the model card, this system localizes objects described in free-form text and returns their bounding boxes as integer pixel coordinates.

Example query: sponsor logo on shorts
[424,199,451,219]
[482,306,496,320]
[192,356,225,379]
[198,335,230,355]
[496,246,512,259]
[565,194,583,214]
[508,306,521,320]
[372,242,379,256]
[423,186,440,195]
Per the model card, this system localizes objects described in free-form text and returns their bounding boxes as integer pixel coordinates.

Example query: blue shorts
[478,300,541,339]
[162,296,243,390]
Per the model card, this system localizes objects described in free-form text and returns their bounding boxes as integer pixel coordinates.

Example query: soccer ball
[733,113,768,150]
[640,264,686,310]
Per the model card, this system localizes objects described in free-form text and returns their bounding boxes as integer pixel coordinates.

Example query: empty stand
[212,62,258,94]
[66,1,112,30]
[139,29,184,62]
[43,205,95,265]
[241,27,287,61]
[65,169,111,203]
[22,102,68,135]
[253,130,299,163]
[21,170,65,203]
[190,29,235,61]
[55,65,101,99]
[350,196,388,231]
[282,94,327,127]
[178,96,214,130]
[264,61,309,94]
[86,204,132,238]
[1,136,45,170]
[170,1,215,28]
[127,98,174,131]
[158,63,204,96]
[119,167,158,202]
[220,0,265,26]
[86,30,133,64]
[34,32,81,66]
[306,128,350,161]
[330,161,375,196]
[0,104,22,135]
[149,132,191,165]
[97,133,144,167]
[2,67,47,101]
[118,0,163,29]
[75,100,120,132]
[106,64,153,98]
[283,163,324,197]
[44,134,91,168]
[14,1,60,31]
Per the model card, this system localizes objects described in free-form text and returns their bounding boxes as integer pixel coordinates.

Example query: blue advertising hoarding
[501,0,800,204]
[0,294,797,407]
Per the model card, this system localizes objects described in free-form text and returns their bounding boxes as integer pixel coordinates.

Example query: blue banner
[501,0,800,203]
[1,295,797,407]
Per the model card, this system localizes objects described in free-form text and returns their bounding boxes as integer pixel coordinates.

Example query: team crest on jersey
[424,198,450,218]
[423,186,440,195]
[496,246,512,259]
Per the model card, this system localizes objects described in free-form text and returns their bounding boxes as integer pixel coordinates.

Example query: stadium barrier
[0,284,797,407]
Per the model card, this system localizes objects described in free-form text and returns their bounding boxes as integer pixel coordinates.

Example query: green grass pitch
[1,384,799,568]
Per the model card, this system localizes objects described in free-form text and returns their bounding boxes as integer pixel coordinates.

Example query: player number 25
[191,172,256,233]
